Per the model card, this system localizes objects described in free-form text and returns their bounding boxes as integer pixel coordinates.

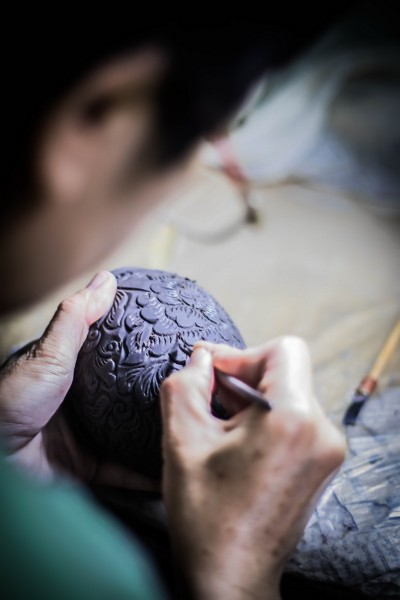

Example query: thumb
[40,271,117,378]
[0,271,116,440]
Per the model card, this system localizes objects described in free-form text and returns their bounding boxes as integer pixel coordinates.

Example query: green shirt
[0,457,166,599]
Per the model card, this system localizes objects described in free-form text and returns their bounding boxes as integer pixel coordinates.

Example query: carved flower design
[69,267,245,478]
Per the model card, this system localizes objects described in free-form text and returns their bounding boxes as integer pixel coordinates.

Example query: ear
[37,49,167,205]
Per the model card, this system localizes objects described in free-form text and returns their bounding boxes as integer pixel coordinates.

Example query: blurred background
[1,3,399,427]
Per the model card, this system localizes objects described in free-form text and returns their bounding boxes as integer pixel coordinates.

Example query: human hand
[0,271,159,491]
[160,337,346,600]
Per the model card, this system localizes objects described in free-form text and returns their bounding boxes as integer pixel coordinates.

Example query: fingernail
[86,271,110,290]
[190,347,211,366]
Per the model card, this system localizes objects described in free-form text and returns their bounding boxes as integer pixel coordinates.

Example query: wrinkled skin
[0,271,346,599]
[161,340,346,599]
[0,271,160,492]
[0,45,346,600]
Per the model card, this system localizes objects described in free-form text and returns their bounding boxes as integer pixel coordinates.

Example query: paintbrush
[343,318,400,426]
[214,368,272,411]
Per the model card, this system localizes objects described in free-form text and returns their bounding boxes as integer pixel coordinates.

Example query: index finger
[195,337,315,412]
[160,347,221,450]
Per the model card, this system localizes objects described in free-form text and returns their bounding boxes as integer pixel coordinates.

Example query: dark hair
[1,9,353,211]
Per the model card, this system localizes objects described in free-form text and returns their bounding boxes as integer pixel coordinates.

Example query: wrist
[186,569,281,600]
[175,547,282,600]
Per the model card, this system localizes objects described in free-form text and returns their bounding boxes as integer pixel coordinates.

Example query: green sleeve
[0,457,166,600]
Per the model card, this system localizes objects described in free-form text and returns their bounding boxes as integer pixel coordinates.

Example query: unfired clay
[67,267,245,477]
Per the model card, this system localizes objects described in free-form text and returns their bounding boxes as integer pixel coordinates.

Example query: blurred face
[0,48,194,314]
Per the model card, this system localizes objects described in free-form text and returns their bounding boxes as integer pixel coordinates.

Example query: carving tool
[214,368,272,411]
[343,318,400,426]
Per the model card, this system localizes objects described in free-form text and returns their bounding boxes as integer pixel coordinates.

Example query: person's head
[0,12,350,314]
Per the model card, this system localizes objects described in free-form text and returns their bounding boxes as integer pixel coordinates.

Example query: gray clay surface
[67,267,245,477]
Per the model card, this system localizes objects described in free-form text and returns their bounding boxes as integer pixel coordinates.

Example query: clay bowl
[67,267,245,478]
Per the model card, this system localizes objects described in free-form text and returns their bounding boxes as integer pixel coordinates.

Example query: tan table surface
[2,162,399,426]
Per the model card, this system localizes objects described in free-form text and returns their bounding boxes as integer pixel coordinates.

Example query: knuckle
[34,340,73,379]
[274,409,316,442]
[277,335,309,356]
[270,406,347,474]
[160,371,185,401]
[57,293,86,317]
[317,429,347,468]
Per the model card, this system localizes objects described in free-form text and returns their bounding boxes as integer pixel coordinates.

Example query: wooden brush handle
[369,318,400,381]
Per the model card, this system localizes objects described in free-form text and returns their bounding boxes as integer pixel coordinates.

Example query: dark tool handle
[214,369,272,411]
